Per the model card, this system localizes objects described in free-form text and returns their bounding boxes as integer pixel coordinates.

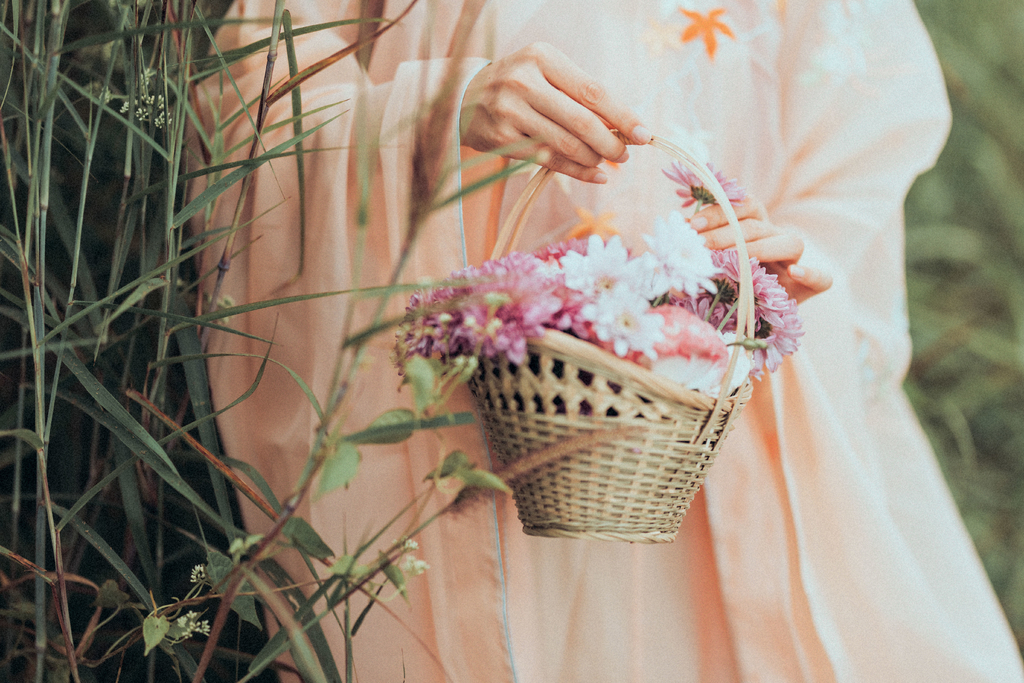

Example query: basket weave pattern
[469,333,753,543]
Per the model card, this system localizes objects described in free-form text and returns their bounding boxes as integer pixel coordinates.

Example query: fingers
[460,43,648,183]
[744,234,805,265]
[688,206,831,303]
[697,219,804,263]
[689,196,767,231]
[536,43,650,148]
[688,195,805,267]
[526,146,609,183]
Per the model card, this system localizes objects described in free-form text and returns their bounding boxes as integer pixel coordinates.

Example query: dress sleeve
[196,10,504,682]
[768,0,951,275]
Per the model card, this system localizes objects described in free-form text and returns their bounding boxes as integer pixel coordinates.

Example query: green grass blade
[223,456,282,514]
[112,443,162,603]
[55,456,134,533]
[188,19,364,78]
[172,114,339,228]
[151,351,324,423]
[56,363,240,538]
[173,321,235,528]
[283,10,307,283]
[54,505,153,610]
[153,344,273,452]
[57,17,247,54]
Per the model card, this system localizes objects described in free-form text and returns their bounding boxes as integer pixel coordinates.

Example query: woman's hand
[690,197,833,304]
[460,42,651,183]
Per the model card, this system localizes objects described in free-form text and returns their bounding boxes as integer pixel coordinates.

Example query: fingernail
[614,150,630,164]
[690,216,707,230]
[631,125,652,144]
[593,171,609,184]
[789,265,805,278]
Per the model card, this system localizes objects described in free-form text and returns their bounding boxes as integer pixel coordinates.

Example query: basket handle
[490,134,757,435]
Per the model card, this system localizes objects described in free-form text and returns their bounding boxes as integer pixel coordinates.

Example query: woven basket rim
[527,328,746,411]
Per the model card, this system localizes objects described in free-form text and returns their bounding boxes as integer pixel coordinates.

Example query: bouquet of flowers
[395,140,802,543]
[396,164,802,397]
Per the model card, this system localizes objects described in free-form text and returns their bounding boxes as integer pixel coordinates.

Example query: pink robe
[202,1,1024,680]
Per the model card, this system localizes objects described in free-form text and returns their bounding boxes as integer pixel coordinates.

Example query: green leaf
[95,580,130,610]
[166,617,190,641]
[57,17,247,54]
[403,357,436,415]
[283,517,334,560]
[206,550,261,629]
[188,18,364,76]
[232,591,262,630]
[331,557,364,577]
[223,456,282,514]
[317,441,360,496]
[455,468,512,494]
[59,354,177,473]
[345,412,475,446]
[425,450,510,492]
[0,429,43,450]
[206,550,233,585]
[56,452,133,533]
[143,615,170,656]
[381,554,407,602]
[350,409,415,444]
[427,450,470,481]
[229,534,264,562]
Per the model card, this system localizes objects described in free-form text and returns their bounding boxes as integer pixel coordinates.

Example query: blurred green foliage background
[905,0,1024,649]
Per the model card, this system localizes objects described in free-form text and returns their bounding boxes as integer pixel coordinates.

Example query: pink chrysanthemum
[662,161,747,210]
[677,249,803,377]
[534,239,588,266]
[398,252,565,365]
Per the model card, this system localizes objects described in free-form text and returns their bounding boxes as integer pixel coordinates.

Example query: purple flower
[397,252,566,366]
[677,249,803,377]
[662,161,747,210]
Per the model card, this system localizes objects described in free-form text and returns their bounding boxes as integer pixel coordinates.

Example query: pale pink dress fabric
[202,1,1024,681]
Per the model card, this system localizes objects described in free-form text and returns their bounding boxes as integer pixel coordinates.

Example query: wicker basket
[469,135,757,543]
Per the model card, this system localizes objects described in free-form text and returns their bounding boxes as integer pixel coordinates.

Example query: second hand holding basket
[469,135,756,543]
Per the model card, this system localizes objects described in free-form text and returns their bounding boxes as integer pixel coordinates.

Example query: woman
[202,1,1024,680]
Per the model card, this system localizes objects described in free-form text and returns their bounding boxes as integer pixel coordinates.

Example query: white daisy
[560,235,632,297]
[582,286,665,358]
[643,211,719,297]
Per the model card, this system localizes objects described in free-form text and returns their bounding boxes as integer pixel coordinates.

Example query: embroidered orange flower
[567,208,619,241]
[679,8,735,60]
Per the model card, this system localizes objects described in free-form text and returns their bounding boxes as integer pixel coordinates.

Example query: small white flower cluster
[396,538,429,577]
[400,555,430,577]
[114,68,173,129]
[175,611,212,638]
[559,213,718,359]
[189,564,208,585]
